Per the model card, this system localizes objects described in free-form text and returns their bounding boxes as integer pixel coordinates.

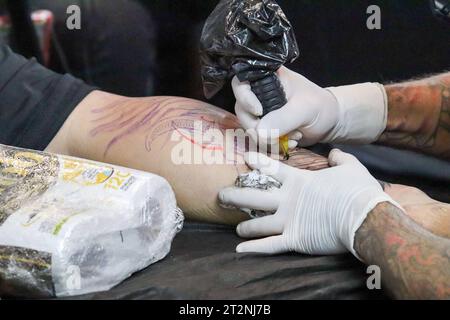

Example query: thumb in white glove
[233,66,339,147]
[219,149,399,258]
[233,66,388,147]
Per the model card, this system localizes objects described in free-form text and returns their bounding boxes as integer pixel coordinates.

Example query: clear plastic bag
[0,144,183,297]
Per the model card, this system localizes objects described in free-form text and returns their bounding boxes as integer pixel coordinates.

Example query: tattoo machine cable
[200,0,299,159]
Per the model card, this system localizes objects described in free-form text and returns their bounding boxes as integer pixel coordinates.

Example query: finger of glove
[288,140,298,149]
[297,134,319,147]
[244,152,291,182]
[287,131,302,149]
[237,215,283,238]
[235,102,260,131]
[289,130,303,142]
[236,235,287,254]
[257,104,307,140]
[219,187,280,212]
[232,76,263,116]
[328,148,360,167]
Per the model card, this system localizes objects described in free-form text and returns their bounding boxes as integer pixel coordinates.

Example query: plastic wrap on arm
[0,144,183,298]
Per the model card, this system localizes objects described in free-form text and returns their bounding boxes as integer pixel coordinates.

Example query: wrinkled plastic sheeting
[0,144,183,298]
[200,0,299,99]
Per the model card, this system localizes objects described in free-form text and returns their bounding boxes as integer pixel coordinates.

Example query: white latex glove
[232,66,388,147]
[219,149,399,258]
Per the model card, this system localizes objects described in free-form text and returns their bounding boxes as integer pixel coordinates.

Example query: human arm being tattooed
[46,90,329,225]
[354,201,450,299]
[46,89,449,237]
[379,72,450,159]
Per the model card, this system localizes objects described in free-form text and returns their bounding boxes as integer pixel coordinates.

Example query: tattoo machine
[200,0,299,159]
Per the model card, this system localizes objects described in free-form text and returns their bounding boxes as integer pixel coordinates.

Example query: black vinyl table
[70,222,385,300]
[68,145,449,300]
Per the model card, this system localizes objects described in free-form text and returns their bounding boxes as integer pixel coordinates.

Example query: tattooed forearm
[379,73,450,159]
[354,202,450,299]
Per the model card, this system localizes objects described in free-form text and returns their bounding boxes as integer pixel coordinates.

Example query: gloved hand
[232,66,388,147]
[219,149,400,258]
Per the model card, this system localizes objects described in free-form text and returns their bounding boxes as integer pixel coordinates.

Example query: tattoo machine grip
[250,72,290,159]
[250,72,287,117]
[199,0,299,158]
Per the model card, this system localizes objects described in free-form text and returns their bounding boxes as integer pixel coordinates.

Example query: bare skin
[380,73,450,159]
[46,91,449,299]
[47,90,449,228]
[382,183,450,239]
[47,91,330,225]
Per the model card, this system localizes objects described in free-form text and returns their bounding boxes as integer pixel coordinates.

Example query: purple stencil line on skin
[148,113,239,152]
[91,97,130,114]
[92,99,225,137]
[91,104,143,123]
[101,106,165,156]
[89,96,242,157]
[92,97,174,121]
[90,97,174,135]
[89,113,141,136]
[90,97,212,156]
[94,103,167,156]
[143,107,202,133]
[145,117,221,151]
[145,119,188,152]
[150,119,195,140]
[150,117,246,162]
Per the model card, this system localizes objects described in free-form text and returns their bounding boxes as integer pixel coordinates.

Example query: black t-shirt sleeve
[0,45,95,150]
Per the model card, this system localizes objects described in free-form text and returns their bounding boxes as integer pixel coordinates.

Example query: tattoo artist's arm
[379,73,450,159]
[354,202,450,299]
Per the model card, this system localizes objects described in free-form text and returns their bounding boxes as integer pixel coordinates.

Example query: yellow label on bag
[61,157,135,191]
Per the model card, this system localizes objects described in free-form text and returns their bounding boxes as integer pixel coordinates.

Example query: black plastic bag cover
[200,0,300,99]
